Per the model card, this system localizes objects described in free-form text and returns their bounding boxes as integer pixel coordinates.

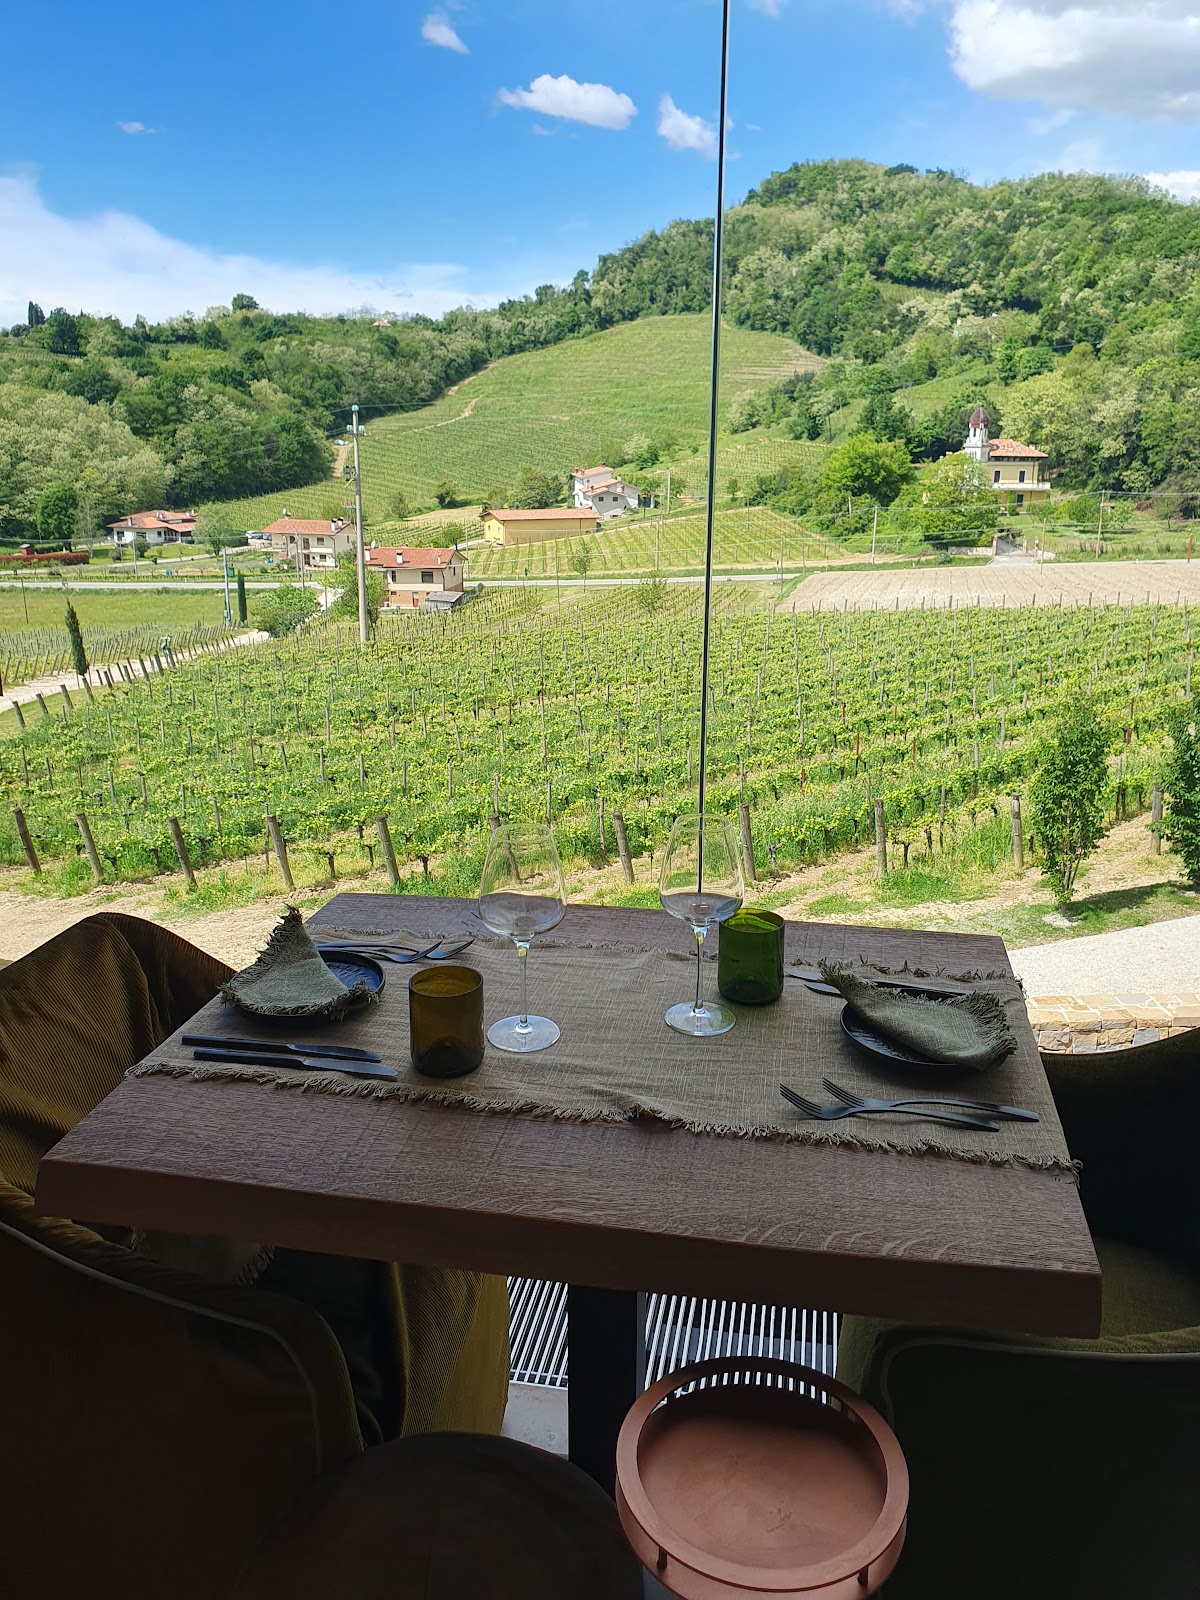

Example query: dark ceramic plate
[231,951,385,1024]
[840,1003,960,1072]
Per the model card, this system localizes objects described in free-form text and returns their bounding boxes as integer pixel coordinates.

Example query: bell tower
[965,404,991,462]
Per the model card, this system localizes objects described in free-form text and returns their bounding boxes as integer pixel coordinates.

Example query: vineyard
[1,618,239,693]
[0,583,1186,900]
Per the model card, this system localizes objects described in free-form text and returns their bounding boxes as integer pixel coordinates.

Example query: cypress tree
[236,571,248,624]
[65,602,88,681]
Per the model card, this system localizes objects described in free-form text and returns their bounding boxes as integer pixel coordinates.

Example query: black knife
[183,1033,383,1063]
[191,1047,397,1081]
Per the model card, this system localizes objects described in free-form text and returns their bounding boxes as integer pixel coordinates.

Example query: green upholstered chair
[837,1030,1200,1600]
[0,914,509,1600]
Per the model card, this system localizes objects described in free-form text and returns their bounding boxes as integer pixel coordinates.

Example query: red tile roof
[106,510,196,529]
[262,517,348,535]
[483,508,596,521]
[988,439,1048,459]
[573,465,612,478]
[366,547,460,567]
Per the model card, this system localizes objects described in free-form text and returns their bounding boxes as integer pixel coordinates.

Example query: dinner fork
[780,1083,999,1132]
[822,1077,1039,1123]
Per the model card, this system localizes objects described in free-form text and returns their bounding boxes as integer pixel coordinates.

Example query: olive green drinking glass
[717,911,785,1006]
[409,965,485,1078]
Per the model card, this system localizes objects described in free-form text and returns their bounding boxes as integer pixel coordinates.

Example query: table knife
[183,1033,384,1063]
[789,969,969,1000]
[190,1046,397,1080]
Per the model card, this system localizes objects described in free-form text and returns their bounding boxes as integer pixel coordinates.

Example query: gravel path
[1010,915,1200,997]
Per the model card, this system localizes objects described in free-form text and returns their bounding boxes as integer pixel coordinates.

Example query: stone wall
[1027,993,1200,1053]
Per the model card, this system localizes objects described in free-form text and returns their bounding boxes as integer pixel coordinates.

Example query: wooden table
[37,894,1101,1491]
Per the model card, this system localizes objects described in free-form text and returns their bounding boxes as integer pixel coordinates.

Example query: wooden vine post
[375,815,401,887]
[738,802,756,884]
[75,811,104,882]
[874,799,888,878]
[12,808,40,874]
[612,812,635,883]
[168,815,196,890]
[1150,781,1163,855]
[266,815,294,890]
[1010,795,1024,871]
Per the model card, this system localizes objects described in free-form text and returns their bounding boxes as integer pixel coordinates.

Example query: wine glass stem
[516,940,531,1032]
[693,923,709,1015]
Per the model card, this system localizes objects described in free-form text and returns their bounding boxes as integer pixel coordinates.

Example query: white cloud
[117,121,153,135]
[0,174,520,325]
[421,12,467,52]
[497,73,636,130]
[1055,136,1103,170]
[657,94,719,158]
[948,0,1200,122]
[1027,107,1073,133]
[1146,167,1200,199]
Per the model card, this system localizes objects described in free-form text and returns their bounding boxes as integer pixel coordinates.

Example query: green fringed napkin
[819,963,1017,1072]
[221,906,376,1021]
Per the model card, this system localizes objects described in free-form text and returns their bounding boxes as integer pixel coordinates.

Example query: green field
[0,584,1177,898]
[208,317,818,531]
[0,587,237,634]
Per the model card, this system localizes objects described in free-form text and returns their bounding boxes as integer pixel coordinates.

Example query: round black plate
[230,951,385,1024]
[840,1004,959,1072]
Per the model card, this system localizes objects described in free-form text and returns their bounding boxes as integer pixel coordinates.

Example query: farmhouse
[263,516,356,572]
[962,406,1050,509]
[571,464,640,519]
[481,508,599,546]
[365,545,467,610]
[106,510,196,546]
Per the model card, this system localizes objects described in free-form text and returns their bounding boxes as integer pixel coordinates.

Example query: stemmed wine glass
[658,813,745,1036]
[478,824,566,1053]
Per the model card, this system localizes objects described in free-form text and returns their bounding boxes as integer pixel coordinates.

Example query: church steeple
[965,405,991,462]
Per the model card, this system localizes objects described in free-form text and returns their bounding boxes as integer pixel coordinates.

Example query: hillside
[213,316,819,529]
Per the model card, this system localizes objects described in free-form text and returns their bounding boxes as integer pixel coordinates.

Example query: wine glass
[478,824,566,1053]
[659,814,745,1036]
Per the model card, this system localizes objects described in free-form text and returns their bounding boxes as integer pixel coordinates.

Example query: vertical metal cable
[697,0,733,823]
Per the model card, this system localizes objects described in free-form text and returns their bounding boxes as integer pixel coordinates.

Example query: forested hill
[5,160,1200,539]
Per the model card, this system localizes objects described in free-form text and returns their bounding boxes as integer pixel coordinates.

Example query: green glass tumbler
[409,965,485,1078]
[717,910,785,1006]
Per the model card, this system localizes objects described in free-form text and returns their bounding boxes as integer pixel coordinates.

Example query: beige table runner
[135,927,1074,1175]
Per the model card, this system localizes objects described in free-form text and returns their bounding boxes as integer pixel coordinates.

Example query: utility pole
[1094,498,1106,559]
[351,402,368,644]
[222,547,232,625]
[870,504,878,566]
[665,469,672,516]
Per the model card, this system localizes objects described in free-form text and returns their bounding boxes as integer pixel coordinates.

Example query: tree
[231,293,259,312]
[894,456,998,545]
[236,571,248,624]
[511,467,560,509]
[44,309,83,357]
[859,390,913,442]
[389,490,412,523]
[36,483,78,546]
[1160,694,1200,883]
[330,548,386,629]
[64,601,88,680]
[256,583,318,637]
[569,544,593,583]
[1029,701,1112,901]
[133,533,149,559]
[27,301,44,328]
[819,434,913,507]
[434,481,458,508]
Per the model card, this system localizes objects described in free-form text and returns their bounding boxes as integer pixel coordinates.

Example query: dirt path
[4,630,268,709]
[785,559,1200,612]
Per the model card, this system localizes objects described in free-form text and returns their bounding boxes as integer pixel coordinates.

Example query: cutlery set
[179,935,474,1079]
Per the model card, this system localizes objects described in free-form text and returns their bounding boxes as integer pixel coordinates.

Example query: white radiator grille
[508,1278,839,1388]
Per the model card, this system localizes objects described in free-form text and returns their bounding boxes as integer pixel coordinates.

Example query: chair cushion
[234,1432,641,1600]
[1096,1238,1200,1338]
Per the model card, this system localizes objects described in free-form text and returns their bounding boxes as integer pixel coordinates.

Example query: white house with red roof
[106,509,196,546]
[962,406,1050,510]
[571,464,639,520]
[263,515,356,572]
[365,544,467,609]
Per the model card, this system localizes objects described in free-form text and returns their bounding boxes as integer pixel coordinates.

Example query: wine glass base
[665,1000,737,1037]
[488,1015,560,1054]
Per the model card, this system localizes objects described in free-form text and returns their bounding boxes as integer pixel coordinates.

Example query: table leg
[566,1285,646,1496]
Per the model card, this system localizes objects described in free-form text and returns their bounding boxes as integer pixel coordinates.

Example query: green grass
[0,587,234,632]
[209,317,818,527]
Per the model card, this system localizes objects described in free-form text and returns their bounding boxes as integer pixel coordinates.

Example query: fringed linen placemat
[133,929,1073,1175]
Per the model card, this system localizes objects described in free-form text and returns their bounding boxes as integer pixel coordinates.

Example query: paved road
[1010,915,1200,997]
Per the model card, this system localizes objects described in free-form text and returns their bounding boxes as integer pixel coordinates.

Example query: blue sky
[3,0,1200,323]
